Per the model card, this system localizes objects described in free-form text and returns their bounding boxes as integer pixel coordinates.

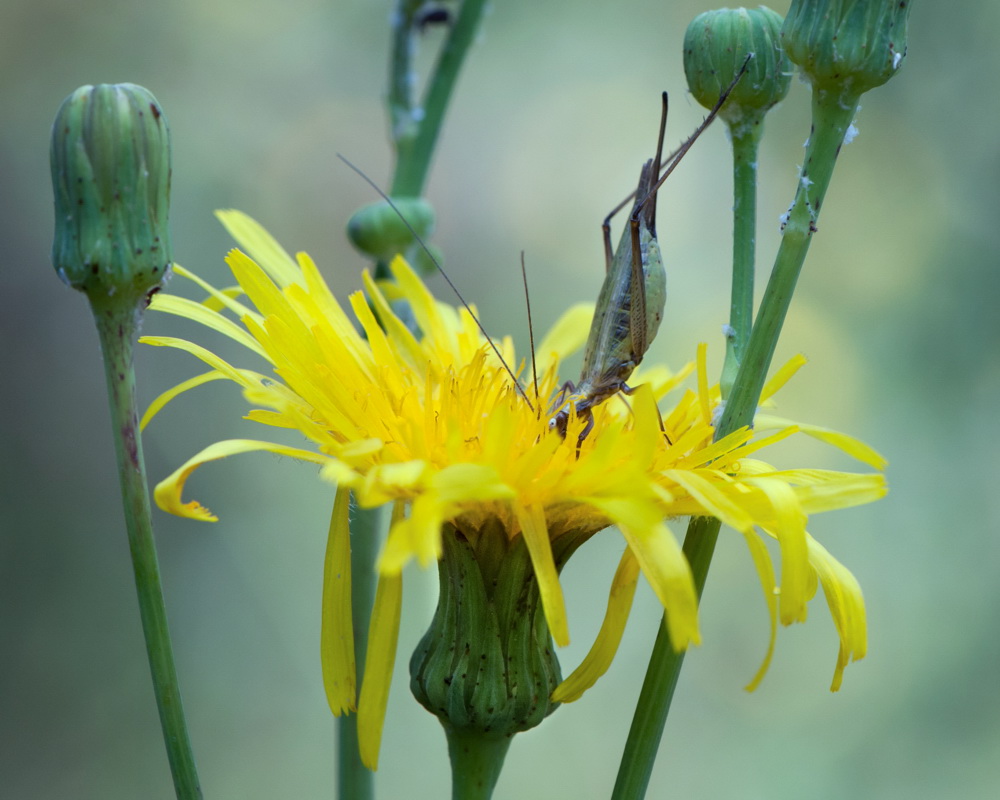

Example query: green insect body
[549,160,665,444]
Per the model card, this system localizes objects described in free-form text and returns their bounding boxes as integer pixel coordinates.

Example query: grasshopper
[339,61,748,445]
[549,75,746,449]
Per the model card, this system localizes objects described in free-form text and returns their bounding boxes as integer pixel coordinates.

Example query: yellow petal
[139,335,264,387]
[513,501,570,647]
[154,439,328,521]
[806,533,867,691]
[663,469,754,533]
[696,342,712,425]
[552,548,639,703]
[140,370,229,431]
[748,477,809,625]
[378,494,443,573]
[321,488,356,716]
[216,209,301,287]
[358,504,404,769]
[754,414,888,470]
[760,354,808,401]
[740,529,778,692]
[168,263,256,319]
[149,294,268,357]
[588,497,700,651]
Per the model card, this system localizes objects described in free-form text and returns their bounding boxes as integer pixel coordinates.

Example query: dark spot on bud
[135,248,143,255]
[91,264,99,274]
[150,103,161,120]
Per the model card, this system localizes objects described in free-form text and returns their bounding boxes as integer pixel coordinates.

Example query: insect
[339,59,748,448]
[549,66,749,450]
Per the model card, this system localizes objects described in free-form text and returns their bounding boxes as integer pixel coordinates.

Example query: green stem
[444,726,512,800]
[336,502,382,800]
[91,295,201,799]
[719,88,860,434]
[389,0,489,197]
[611,516,720,800]
[720,118,763,400]
[612,87,861,800]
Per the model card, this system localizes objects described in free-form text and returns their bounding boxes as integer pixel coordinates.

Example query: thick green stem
[91,295,201,799]
[444,726,512,800]
[720,118,763,399]
[389,0,489,198]
[336,502,382,800]
[612,87,861,800]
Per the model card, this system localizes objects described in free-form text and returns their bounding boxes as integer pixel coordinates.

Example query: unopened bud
[50,83,172,300]
[781,0,910,94]
[347,197,435,263]
[684,7,791,128]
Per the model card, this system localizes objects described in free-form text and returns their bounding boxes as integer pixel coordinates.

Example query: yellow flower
[142,210,886,767]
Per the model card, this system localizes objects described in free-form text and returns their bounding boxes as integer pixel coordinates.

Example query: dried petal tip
[781,0,911,94]
[50,83,173,300]
[684,7,791,129]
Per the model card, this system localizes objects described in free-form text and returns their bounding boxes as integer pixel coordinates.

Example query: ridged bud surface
[51,83,172,299]
[781,0,910,93]
[410,521,585,736]
[685,7,791,127]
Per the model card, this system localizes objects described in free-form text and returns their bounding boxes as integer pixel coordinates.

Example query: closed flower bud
[347,197,435,262]
[781,0,910,94]
[410,521,574,738]
[50,83,172,300]
[684,7,791,127]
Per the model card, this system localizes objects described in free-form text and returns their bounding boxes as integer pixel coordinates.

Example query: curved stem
[91,296,202,799]
[612,87,861,800]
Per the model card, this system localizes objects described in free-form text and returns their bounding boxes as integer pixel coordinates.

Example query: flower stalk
[614,3,909,796]
[389,0,490,198]
[50,84,201,798]
[339,3,492,794]
[92,298,202,800]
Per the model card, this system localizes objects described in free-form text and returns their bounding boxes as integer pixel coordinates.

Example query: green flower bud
[410,520,584,738]
[781,0,910,94]
[50,83,172,301]
[684,7,791,128]
[347,197,435,262]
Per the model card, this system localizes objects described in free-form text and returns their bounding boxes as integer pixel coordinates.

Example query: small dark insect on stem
[337,154,535,411]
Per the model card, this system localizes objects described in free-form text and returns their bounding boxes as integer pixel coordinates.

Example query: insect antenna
[635,53,755,214]
[337,154,534,411]
[519,250,540,409]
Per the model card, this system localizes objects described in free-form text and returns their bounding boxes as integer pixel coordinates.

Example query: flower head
[143,211,886,766]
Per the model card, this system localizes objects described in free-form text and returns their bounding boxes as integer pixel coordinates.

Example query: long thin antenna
[520,250,539,408]
[336,154,534,411]
[635,53,754,213]
[604,53,755,224]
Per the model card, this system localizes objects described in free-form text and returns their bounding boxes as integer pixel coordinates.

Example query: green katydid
[339,58,748,447]
[549,67,749,449]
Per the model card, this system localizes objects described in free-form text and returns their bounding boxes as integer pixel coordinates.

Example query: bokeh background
[3,2,996,798]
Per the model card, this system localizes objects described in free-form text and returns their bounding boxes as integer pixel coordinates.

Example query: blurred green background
[3,2,996,798]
